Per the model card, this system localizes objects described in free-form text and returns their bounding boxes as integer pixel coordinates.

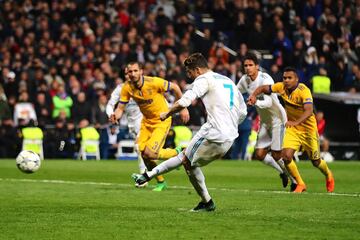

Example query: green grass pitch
[0,159,359,240]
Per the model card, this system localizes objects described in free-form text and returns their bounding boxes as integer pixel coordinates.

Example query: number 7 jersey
[178,71,247,142]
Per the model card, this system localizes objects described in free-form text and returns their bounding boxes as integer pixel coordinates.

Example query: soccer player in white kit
[132,53,247,211]
[237,53,296,189]
[106,71,147,187]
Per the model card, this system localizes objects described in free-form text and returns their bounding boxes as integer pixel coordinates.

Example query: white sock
[135,145,147,174]
[188,167,211,203]
[138,154,146,174]
[263,154,283,173]
[278,158,297,184]
[146,152,184,179]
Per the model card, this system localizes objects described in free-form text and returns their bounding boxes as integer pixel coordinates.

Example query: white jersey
[106,84,142,133]
[178,71,247,142]
[237,71,287,126]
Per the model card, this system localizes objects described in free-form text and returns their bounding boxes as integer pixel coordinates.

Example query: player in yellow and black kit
[110,62,189,191]
[247,67,335,193]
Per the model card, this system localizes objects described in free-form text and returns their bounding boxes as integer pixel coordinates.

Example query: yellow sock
[158,148,177,160]
[316,159,331,179]
[286,160,305,185]
[145,160,165,183]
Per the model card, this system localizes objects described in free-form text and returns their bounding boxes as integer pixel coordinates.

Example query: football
[16,150,41,173]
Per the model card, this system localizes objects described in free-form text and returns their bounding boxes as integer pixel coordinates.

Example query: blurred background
[0,0,359,160]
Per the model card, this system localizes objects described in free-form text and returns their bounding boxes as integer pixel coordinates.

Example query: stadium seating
[116,139,138,160]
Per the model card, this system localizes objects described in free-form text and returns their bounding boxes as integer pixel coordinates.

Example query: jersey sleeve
[153,77,171,93]
[301,87,313,105]
[270,82,284,94]
[262,73,275,85]
[255,94,272,109]
[119,84,131,104]
[236,76,247,94]
[178,77,208,107]
[106,85,121,116]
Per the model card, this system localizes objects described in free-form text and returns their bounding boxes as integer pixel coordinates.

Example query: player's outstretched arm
[160,101,184,121]
[109,102,126,124]
[247,85,271,106]
[169,82,190,123]
[106,85,121,117]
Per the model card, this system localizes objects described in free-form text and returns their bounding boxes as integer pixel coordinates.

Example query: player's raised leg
[142,148,168,191]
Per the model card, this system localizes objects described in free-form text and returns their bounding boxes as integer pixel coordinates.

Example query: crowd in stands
[0,0,359,159]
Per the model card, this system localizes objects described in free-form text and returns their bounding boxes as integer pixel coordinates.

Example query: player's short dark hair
[183,53,208,70]
[243,52,259,65]
[283,66,298,76]
[126,61,143,69]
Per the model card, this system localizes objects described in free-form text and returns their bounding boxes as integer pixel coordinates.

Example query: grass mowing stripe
[2,177,359,198]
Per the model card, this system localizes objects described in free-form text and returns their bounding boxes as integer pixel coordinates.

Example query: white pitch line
[1,178,359,198]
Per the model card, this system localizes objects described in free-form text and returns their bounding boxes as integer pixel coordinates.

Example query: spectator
[101,124,122,159]
[303,46,319,85]
[350,65,360,92]
[44,118,69,158]
[3,71,18,99]
[302,0,322,22]
[311,67,331,94]
[72,91,92,125]
[337,40,359,71]
[13,91,37,126]
[52,84,73,119]
[92,93,108,129]
[269,64,283,83]
[247,21,268,50]
[329,57,348,91]
[292,39,306,69]
[272,29,293,68]
[208,42,230,67]
[34,91,51,126]
[192,28,213,60]
[233,11,248,47]
[66,120,77,159]
[44,66,64,86]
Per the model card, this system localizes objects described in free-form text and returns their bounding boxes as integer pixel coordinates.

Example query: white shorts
[255,123,285,151]
[185,129,233,167]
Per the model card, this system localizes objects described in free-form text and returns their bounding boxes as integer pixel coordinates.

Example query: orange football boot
[292,184,306,193]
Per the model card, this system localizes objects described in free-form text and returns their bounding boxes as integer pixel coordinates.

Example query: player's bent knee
[254,149,267,161]
[311,159,321,167]
[142,148,158,160]
[254,153,265,161]
[281,154,293,164]
[271,152,282,161]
